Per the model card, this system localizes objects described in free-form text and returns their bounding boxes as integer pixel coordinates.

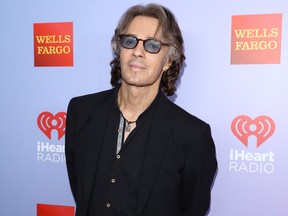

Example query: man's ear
[163,61,172,72]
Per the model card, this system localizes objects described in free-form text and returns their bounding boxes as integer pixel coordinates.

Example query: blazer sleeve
[65,98,78,203]
[181,123,217,216]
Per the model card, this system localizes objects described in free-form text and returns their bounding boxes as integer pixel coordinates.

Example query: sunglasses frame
[119,34,169,54]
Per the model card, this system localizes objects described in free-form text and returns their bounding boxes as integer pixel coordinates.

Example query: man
[65,3,217,216]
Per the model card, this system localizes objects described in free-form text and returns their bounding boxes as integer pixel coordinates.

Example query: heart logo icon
[37,112,66,140]
[231,115,275,148]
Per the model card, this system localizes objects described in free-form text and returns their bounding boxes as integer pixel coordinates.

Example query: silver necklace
[125,119,136,132]
[120,113,136,132]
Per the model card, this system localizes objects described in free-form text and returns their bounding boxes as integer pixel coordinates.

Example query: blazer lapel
[136,95,173,216]
[82,95,113,211]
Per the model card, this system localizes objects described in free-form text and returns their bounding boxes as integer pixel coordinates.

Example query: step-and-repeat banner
[1,0,288,215]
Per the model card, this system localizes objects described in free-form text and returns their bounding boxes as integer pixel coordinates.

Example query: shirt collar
[112,86,163,121]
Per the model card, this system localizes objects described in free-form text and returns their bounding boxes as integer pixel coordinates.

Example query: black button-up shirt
[88,89,161,216]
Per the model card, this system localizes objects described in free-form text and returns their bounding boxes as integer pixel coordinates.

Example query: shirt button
[106,203,111,208]
[116,154,121,159]
[111,178,116,183]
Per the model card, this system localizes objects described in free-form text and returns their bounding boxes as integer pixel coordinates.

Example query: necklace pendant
[125,124,131,132]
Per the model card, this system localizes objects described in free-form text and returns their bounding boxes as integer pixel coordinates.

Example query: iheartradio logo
[231,115,275,148]
[37,112,66,140]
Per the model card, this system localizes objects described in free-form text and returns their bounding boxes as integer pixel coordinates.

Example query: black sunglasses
[119,34,169,54]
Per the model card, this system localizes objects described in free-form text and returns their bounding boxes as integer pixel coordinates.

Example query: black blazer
[65,88,217,216]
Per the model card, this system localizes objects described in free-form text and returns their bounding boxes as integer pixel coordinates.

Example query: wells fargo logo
[231,14,282,64]
[37,203,74,216]
[231,115,275,148]
[37,111,66,140]
[34,22,73,67]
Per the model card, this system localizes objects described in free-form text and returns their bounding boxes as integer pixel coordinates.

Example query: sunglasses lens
[121,36,137,49]
[144,40,161,53]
